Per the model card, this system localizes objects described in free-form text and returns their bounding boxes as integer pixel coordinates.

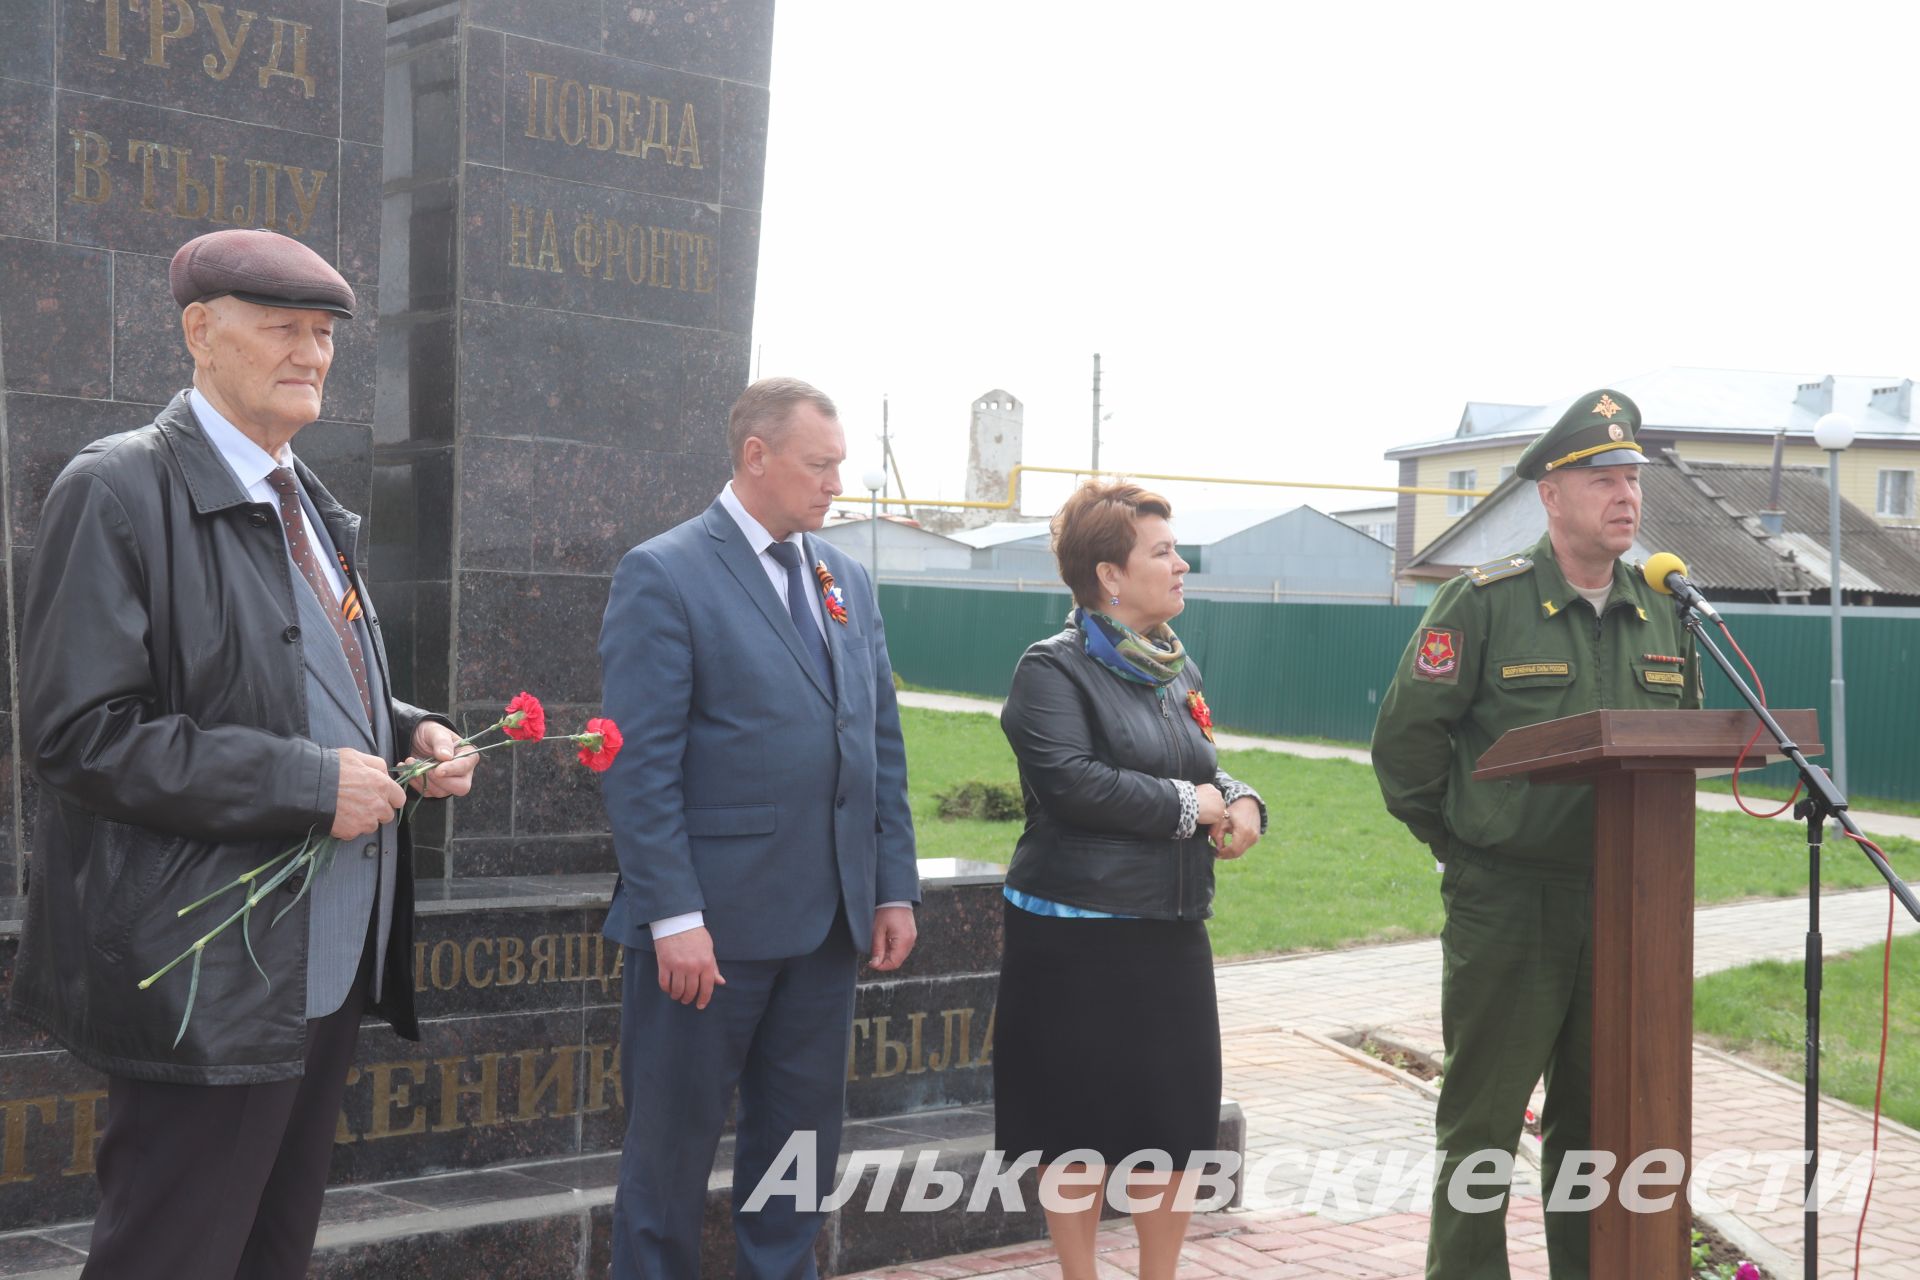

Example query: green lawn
[1695,935,1920,1129]
[901,706,1920,960]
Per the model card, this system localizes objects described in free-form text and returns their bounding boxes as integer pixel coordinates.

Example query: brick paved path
[855,694,1920,1279]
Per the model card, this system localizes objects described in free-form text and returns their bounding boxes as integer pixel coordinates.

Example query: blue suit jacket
[598,499,919,960]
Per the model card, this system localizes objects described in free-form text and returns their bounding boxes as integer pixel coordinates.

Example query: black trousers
[81,946,370,1280]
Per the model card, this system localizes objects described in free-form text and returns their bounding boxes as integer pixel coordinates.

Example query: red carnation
[503,691,546,741]
[576,718,624,772]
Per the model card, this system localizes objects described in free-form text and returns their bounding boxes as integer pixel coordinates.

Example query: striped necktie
[266,466,374,722]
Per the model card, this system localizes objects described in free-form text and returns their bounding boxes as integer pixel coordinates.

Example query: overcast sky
[748,2,1917,524]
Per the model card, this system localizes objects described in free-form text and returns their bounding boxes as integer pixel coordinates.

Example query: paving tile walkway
[863,692,1920,1279]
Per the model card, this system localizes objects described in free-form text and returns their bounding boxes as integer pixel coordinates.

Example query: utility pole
[1091,353,1102,472]
[880,396,892,500]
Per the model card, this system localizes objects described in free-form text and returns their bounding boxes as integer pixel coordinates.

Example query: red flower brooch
[1186,690,1215,742]
[814,560,849,625]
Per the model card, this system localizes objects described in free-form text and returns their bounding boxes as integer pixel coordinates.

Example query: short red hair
[1051,480,1173,608]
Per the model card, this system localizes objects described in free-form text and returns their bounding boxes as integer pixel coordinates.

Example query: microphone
[1642,552,1722,623]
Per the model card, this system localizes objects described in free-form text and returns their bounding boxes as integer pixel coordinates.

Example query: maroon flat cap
[168,229,355,318]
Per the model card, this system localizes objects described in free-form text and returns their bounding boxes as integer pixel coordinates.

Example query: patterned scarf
[1073,607,1188,687]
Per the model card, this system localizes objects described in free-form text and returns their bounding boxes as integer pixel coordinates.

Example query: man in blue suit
[599,377,921,1278]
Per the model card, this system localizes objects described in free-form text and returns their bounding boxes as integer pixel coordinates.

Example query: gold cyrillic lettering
[525,70,556,140]
[99,0,127,60]
[127,138,165,212]
[242,158,280,230]
[616,90,645,156]
[647,224,670,287]
[535,210,562,273]
[671,229,694,291]
[208,151,232,223]
[674,101,702,169]
[846,1018,868,1082]
[693,233,714,294]
[509,203,533,268]
[336,1066,361,1143]
[641,96,672,160]
[584,1042,622,1112]
[432,1053,501,1133]
[257,17,316,97]
[926,1008,974,1072]
[555,79,585,146]
[977,1005,995,1067]
[589,84,615,151]
[905,1010,929,1075]
[146,0,196,68]
[280,163,325,234]
[429,939,461,990]
[516,1046,578,1121]
[598,217,626,281]
[413,941,430,993]
[528,934,557,984]
[65,1091,107,1178]
[365,1062,429,1139]
[465,938,496,988]
[498,935,527,984]
[171,146,209,220]
[870,1016,908,1079]
[69,130,114,206]
[0,1097,55,1185]
[572,214,601,276]
[198,4,255,80]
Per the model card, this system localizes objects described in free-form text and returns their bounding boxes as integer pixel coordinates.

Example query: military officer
[1371,390,1702,1280]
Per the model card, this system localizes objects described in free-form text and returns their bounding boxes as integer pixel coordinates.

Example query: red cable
[1709,617,1891,1272]
[1849,863,1895,1280]
[1713,620,1803,818]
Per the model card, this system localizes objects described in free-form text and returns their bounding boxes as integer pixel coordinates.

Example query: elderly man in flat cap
[1372,391,1702,1279]
[7,229,478,1280]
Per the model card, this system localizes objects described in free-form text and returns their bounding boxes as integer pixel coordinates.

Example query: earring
[1109,595,1120,606]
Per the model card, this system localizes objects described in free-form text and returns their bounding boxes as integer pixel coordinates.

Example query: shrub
[934,780,1024,822]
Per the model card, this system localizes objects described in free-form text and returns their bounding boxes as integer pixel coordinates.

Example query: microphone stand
[1675,601,1920,1280]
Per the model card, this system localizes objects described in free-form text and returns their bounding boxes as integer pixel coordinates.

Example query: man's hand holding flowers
[406,720,480,800]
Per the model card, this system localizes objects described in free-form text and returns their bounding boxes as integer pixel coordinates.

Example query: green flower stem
[172,843,303,918]
[139,708,577,1043]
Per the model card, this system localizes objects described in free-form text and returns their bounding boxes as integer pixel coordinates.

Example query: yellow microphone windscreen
[1642,552,1688,595]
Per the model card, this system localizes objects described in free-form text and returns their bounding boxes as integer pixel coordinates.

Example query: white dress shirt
[189,387,346,605]
[650,484,905,941]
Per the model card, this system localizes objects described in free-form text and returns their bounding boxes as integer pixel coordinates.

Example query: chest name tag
[1501,662,1570,679]
[1644,670,1686,686]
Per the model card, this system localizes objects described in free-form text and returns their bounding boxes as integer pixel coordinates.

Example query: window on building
[1879,469,1916,519]
[1447,469,1478,516]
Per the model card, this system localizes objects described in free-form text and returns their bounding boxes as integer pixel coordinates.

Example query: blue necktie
[766,541,834,692]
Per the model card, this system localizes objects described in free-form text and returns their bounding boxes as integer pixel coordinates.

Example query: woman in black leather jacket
[995,480,1266,1280]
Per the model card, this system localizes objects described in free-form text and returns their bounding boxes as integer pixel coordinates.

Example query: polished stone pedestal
[0,862,1251,1276]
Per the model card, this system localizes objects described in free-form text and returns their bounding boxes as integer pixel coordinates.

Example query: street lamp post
[862,468,888,583]
[1813,412,1855,795]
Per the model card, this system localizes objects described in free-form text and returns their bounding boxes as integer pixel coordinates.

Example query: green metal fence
[878,584,1920,803]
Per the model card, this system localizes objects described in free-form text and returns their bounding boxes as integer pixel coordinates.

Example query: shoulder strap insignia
[1465,554,1533,588]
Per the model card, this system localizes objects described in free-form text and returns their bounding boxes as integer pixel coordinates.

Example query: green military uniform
[1371,391,1702,1280]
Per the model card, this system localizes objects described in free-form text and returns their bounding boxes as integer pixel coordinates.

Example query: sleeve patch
[1414,627,1461,683]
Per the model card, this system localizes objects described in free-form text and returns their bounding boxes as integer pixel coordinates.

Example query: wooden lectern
[1474,708,1821,1279]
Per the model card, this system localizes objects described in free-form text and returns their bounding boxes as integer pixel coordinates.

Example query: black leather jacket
[1000,625,1257,920]
[8,393,442,1084]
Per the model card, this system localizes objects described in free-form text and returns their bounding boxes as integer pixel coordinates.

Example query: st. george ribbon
[1641,551,1722,622]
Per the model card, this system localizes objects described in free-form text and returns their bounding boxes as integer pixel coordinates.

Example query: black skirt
[992,901,1222,1168]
